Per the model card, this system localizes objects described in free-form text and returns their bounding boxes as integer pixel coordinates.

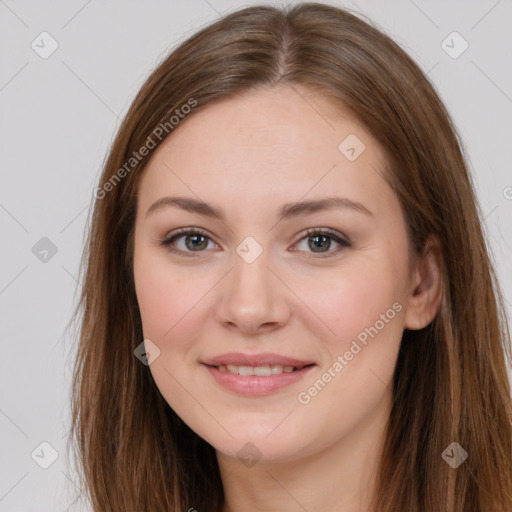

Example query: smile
[201,361,316,396]
[217,364,297,376]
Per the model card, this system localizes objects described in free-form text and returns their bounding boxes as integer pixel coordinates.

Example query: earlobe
[404,235,443,330]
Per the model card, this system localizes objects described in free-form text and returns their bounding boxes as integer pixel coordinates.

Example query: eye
[161,228,219,256]
[160,227,351,258]
[291,228,351,257]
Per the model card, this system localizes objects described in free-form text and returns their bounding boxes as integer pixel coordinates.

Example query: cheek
[134,261,176,340]
[133,246,226,380]
[133,246,203,343]
[289,260,403,356]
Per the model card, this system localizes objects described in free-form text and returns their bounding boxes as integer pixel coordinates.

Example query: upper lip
[202,352,315,368]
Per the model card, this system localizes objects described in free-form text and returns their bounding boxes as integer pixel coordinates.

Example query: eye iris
[308,234,331,252]
[186,234,208,251]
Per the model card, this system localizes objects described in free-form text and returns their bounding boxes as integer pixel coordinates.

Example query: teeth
[221,364,296,376]
[238,366,255,376]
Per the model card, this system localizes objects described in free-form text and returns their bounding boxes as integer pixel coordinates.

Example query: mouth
[201,352,317,395]
[204,363,315,376]
[201,352,316,374]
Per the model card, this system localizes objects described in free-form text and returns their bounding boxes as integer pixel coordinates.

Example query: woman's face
[133,85,415,464]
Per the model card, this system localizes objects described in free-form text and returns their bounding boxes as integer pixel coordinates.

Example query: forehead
[138,85,392,217]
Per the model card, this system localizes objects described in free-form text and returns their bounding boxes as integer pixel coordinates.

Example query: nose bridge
[230,235,273,306]
[214,234,290,332]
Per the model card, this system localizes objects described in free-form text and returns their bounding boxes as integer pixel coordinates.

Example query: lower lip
[202,364,316,396]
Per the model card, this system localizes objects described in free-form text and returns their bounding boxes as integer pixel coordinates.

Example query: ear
[404,235,443,330]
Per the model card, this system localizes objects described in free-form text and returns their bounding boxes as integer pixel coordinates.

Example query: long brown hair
[69,3,512,510]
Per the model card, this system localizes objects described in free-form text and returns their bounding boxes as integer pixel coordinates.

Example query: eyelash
[160,227,351,258]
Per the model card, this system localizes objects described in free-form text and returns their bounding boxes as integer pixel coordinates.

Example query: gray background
[1,0,511,510]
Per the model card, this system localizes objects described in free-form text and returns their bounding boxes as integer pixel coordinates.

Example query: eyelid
[299,227,350,246]
[161,226,212,243]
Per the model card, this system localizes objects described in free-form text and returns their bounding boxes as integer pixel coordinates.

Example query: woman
[70,3,512,511]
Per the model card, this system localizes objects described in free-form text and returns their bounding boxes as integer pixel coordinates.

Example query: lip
[201,352,316,396]
[201,352,315,368]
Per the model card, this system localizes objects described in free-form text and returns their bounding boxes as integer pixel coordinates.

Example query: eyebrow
[145,195,374,221]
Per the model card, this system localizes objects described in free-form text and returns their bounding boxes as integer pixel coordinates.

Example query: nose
[214,246,292,335]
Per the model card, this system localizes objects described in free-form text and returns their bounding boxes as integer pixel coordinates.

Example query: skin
[132,85,442,512]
